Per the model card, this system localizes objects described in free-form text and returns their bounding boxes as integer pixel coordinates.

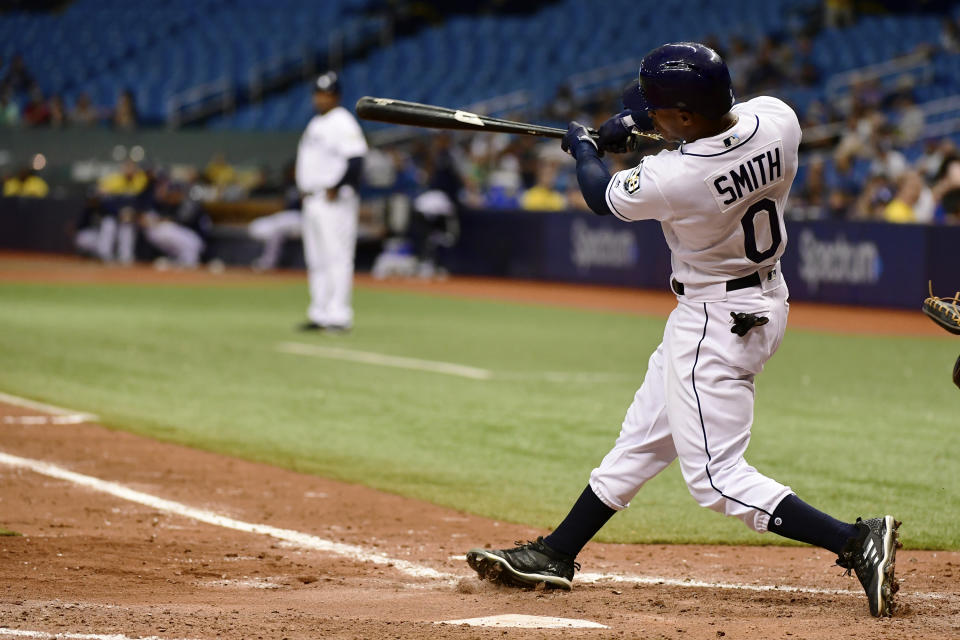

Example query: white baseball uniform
[249,209,302,270]
[591,96,802,532]
[296,105,368,327]
[141,212,204,267]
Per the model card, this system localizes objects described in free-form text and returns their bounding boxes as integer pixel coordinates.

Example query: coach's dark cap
[314,71,341,94]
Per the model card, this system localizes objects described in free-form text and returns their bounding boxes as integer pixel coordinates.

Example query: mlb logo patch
[723,133,740,148]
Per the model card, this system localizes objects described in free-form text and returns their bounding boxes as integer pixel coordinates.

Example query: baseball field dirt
[1,254,957,639]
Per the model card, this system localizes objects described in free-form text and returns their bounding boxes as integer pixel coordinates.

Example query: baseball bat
[355,96,583,139]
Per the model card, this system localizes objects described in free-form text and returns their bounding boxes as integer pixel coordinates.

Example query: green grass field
[0,280,957,548]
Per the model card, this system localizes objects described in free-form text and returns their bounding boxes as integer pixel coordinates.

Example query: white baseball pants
[249,209,302,270]
[589,271,793,532]
[74,217,135,263]
[144,221,204,267]
[302,193,358,327]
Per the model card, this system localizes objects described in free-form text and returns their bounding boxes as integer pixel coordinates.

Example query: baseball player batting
[296,71,368,332]
[466,42,901,617]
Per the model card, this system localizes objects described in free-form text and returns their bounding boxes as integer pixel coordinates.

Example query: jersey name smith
[707,140,784,210]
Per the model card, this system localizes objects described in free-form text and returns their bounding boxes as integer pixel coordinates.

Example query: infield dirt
[1,255,958,639]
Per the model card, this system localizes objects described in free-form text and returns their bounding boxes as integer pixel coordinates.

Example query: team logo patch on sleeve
[623,161,644,195]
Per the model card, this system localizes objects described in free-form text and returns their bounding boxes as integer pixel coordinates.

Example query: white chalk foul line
[0,629,192,640]
[0,451,451,582]
[277,342,493,380]
[3,415,92,426]
[0,450,950,603]
[276,343,627,384]
[578,572,859,596]
[0,391,98,422]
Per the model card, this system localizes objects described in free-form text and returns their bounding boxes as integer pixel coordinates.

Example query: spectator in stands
[0,87,19,127]
[918,139,958,182]
[112,89,138,131]
[725,37,754,98]
[939,188,960,224]
[3,166,48,198]
[883,171,934,224]
[98,159,149,196]
[792,36,821,87]
[853,175,894,220]
[521,164,566,211]
[545,84,576,124]
[824,151,861,218]
[940,15,960,52]
[893,95,925,144]
[1,54,33,95]
[793,157,827,219]
[824,0,855,29]
[930,153,960,206]
[69,92,100,127]
[48,94,66,128]
[203,152,237,189]
[21,86,50,127]
[869,128,908,182]
[746,37,788,91]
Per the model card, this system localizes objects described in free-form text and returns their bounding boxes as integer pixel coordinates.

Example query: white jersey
[605,96,801,286]
[295,105,368,194]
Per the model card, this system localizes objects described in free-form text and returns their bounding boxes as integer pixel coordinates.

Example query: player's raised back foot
[837,515,902,617]
[466,537,580,590]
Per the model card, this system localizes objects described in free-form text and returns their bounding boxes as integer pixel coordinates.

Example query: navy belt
[671,271,762,296]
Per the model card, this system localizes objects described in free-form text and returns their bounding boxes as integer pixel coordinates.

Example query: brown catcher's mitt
[922,284,960,335]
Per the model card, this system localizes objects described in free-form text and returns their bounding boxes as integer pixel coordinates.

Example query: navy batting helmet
[313,71,341,94]
[638,42,733,119]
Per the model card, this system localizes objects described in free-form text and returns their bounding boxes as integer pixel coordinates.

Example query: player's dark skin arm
[572,140,613,216]
[326,156,364,200]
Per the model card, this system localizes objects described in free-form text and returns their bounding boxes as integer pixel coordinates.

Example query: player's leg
[467,340,678,589]
[666,285,899,615]
[116,208,136,265]
[169,224,204,268]
[301,197,330,326]
[96,216,118,261]
[664,285,798,529]
[250,210,300,270]
[320,196,358,329]
[74,228,99,257]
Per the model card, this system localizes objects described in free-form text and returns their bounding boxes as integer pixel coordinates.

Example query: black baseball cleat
[297,321,324,331]
[322,324,352,334]
[837,515,902,617]
[466,537,580,590]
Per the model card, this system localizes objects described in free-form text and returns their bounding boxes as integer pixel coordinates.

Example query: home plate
[439,614,608,629]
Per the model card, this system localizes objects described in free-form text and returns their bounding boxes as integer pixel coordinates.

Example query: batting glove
[561,121,599,159]
[598,110,642,153]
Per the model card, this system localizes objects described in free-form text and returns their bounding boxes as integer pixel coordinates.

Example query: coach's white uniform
[296,105,368,327]
[591,96,801,533]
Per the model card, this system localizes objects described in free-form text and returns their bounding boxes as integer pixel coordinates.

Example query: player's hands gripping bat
[597,79,659,154]
[561,121,599,158]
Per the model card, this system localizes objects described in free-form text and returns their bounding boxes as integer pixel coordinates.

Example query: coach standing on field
[296,71,368,332]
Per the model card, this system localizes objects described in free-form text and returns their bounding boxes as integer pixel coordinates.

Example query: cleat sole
[465,548,572,591]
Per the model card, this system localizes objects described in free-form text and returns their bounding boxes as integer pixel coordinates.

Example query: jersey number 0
[740,198,782,263]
